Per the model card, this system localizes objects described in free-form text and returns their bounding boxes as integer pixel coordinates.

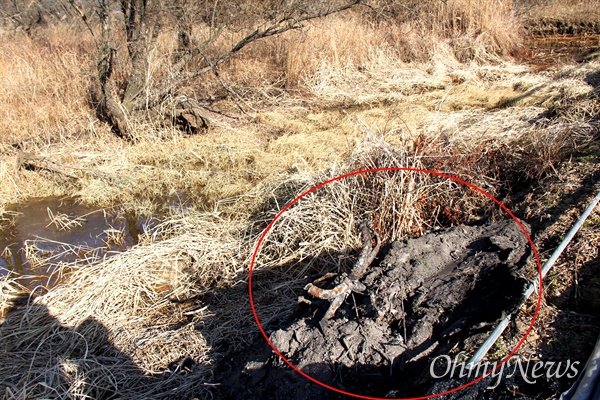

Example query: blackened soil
[215,220,533,399]
[524,20,600,37]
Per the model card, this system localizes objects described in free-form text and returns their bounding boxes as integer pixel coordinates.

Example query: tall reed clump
[0,25,103,205]
[402,0,522,58]
[216,0,523,90]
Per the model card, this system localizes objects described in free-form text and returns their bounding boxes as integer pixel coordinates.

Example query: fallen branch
[303,219,381,322]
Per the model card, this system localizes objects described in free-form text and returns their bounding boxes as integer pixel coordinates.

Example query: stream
[0,196,144,290]
[524,34,600,69]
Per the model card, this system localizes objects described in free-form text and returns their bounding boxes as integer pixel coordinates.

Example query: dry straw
[2,112,597,398]
[1,214,245,399]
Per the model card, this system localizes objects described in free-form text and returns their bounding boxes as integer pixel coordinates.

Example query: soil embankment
[217,219,532,399]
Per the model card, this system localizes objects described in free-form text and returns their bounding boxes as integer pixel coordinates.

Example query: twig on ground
[303,219,381,322]
[18,152,120,183]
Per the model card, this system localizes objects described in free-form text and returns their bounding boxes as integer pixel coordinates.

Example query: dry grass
[497,160,600,373]
[0,25,94,146]
[4,35,595,218]
[46,208,86,231]
[0,272,28,319]
[1,213,248,399]
[2,129,598,400]
[2,99,596,397]
[0,1,599,398]
[393,0,521,58]
[102,226,127,248]
[0,131,482,398]
[220,1,522,92]
[0,2,586,212]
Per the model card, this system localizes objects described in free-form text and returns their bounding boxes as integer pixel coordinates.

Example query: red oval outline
[249,167,542,400]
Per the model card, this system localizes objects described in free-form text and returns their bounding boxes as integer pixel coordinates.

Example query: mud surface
[216,219,533,399]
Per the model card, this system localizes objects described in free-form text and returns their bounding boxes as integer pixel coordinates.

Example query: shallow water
[0,196,143,289]
[525,34,600,69]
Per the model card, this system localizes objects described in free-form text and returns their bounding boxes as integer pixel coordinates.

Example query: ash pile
[219,219,532,399]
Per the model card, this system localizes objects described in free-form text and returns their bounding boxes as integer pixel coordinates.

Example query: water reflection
[0,196,144,289]
[525,34,600,69]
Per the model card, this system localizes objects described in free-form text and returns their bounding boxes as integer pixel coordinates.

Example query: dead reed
[46,208,86,231]
[0,272,28,319]
[0,1,598,398]
[1,213,247,399]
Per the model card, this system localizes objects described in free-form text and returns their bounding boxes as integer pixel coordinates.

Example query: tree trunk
[83,0,363,139]
[95,0,162,140]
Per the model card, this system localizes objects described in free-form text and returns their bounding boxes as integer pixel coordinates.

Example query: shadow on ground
[0,293,209,399]
[0,295,154,398]
[207,219,545,400]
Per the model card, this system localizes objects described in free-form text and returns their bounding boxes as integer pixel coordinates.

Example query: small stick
[351,293,359,319]
[305,219,380,321]
[313,272,337,284]
[350,220,381,280]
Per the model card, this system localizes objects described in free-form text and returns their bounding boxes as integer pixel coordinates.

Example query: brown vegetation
[1,0,599,399]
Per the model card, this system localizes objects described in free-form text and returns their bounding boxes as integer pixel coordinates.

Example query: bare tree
[65,0,364,139]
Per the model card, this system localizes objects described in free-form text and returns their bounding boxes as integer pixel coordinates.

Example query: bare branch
[350,219,381,280]
[18,152,120,182]
[66,0,100,48]
[200,52,256,116]
[155,0,363,102]
[304,218,380,322]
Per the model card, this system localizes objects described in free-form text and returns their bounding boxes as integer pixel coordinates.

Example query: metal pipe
[559,332,600,400]
[466,189,600,371]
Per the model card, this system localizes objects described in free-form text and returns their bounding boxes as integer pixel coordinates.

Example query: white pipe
[466,189,600,371]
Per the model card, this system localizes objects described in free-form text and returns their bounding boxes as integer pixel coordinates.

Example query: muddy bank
[216,219,533,399]
[524,20,600,38]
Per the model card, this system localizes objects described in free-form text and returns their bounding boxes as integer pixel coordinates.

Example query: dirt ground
[216,219,535,399]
